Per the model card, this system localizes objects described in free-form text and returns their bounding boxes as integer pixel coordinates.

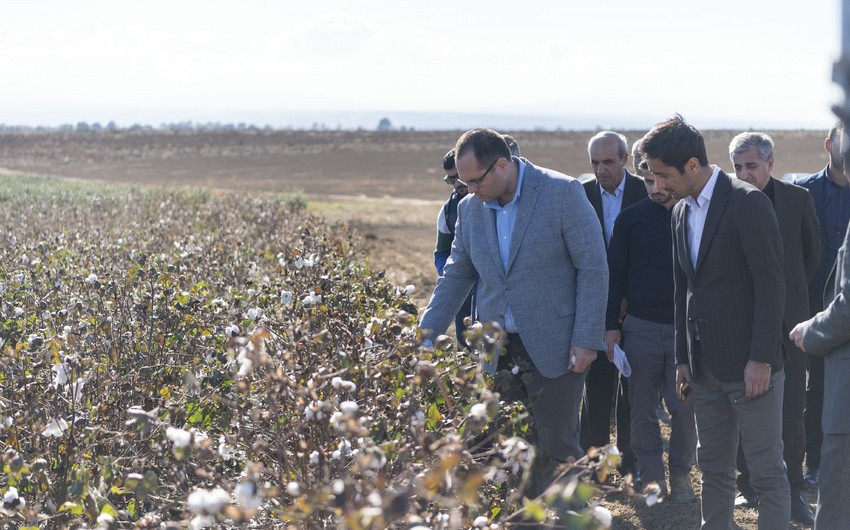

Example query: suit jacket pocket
[556,302,576,318]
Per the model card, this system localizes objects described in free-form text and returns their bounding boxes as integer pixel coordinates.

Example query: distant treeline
[0,121,282,133]
[0,117,411,133]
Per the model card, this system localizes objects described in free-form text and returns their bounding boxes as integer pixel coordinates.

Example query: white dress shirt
[600,171,627,245]
[683,165,721,269]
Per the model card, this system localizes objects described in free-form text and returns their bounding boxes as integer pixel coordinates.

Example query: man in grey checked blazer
[791,125,850,530]
[419,128,608,493]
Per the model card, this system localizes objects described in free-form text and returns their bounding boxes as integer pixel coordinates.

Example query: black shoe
[803,467,819,488]
[734,492,758,509]
[791,493,814,526]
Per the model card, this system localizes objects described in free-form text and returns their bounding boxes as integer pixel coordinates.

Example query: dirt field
[0,129,828,529]
[0,128,832,307]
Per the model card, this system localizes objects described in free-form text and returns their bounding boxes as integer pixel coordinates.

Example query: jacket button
[504,285,511,291]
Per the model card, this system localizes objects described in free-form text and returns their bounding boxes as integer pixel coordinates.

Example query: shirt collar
[600,169,627,198]
[685,165,720,208]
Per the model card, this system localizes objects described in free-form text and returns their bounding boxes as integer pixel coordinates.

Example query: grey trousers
[691,362,790,530]
[814,432,850,530]
[622,315,696,483]
[498,334,588,495]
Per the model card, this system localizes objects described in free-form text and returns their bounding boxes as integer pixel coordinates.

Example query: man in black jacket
[581,131,646,476]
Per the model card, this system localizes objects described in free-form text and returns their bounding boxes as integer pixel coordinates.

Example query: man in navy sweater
[604,142,696,502]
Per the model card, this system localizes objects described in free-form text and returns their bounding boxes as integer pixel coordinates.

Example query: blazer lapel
[506,176,540,274]
[695,171,731,273]
[623,172,646,209]
[771,177,788,231]
[479,203,503,278]
[677,203,696,279]
[588,182,604,228]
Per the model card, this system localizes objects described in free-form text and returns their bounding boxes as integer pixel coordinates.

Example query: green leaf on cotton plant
[426,403,442,429]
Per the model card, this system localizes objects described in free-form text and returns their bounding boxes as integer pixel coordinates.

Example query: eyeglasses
[443,174,459,185]
[458,159,499,188]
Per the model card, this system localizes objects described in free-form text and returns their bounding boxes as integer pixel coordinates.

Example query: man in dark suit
[420,128,608,495]
[581,131,646,476]
[728,132,821,525]
[790,123,850,530]
[604,144,697,503]
[643,115,790,529]
[793,121,850,488]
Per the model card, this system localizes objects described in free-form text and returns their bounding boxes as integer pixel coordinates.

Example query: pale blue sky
[0,0,842,129]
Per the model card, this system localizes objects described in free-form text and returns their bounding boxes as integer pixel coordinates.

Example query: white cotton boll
[85,273,98,286]
[68,378,86,405]
[332,479,345,495]
[331,377,356,392]
[246,307,263,321]
[236,349,253,377]
[403,284,415,295]
[592,506,613,529]
[1,416,12,429]
[469,403,488,419]
[280,290,293,306]
[340,401,359,414]
[309,450,320,464]
[225,324,239,338]
[511,365,520,375]
[193,430,208,444]
[166,427,192,448]
[27,334,42,349]
[301,291,321,306]
[473,515,489,528]
[234,481,261,510]
[52,363,70,386]
[645,493,659,506]
[189,515,215,530]
[96,512,114,526]
[295,257,305,269]
[286,482,301,496]
[218,437,232,460]
[187,487,230,515]
[14,307,23,317]
[41,418,69,438]
[63,325,72,335]
[3,487,25,509]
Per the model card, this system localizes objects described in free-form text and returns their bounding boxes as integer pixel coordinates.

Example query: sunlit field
[0,130,827,529]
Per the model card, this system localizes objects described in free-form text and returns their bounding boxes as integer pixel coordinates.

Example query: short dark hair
[455,128,512,168]
[641,114,709,173]
[829,120,844,143]
[442,149,456,171]
[502,134,521,157]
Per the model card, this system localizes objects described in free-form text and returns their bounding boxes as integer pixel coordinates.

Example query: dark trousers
[805,354,824,470]
[737,337,808,493]
[580,351,636,473]
[496,333,587,496]
[692,347,790,530]
[622,315,696,483]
